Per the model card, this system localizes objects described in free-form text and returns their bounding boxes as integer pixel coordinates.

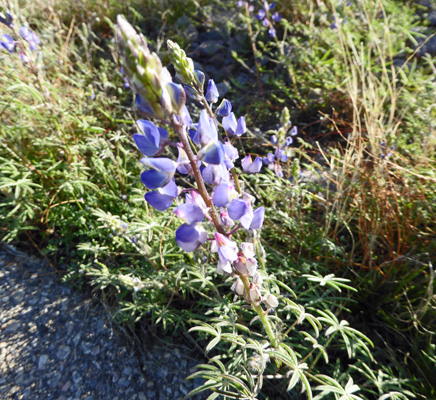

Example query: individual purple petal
[166,82,186,114]
[140,157,177,172]
[160,179,178,197]
[234,116,247,136]
[0,12,13,28]
[222,113,237,135]
[0,34,15,53]
[175,223,207,252]
[250,207,265,229]
[290,125,298,136]
[133,120,161,156]
[216,99,232,117]
[239,202,254,229]
[180,105,192,126]
[177,146,191,174]
[140,170,174,189]
[185,190,207,211]
[202,164,229,185]
[270,135,278,145]
[197,109,218,146]
[136,94,154,115]
[198,140,224,165]
[193,69,205,89]
[268,27,276,37]
[223,141,239,160]
[174,204,204,225]
[283,137,293,147]
[241,155,262,173]
[206,79,219,103]
[269,2,276,10]
[144,191,174,211]
[213,182,235,207]
[228,199,248,221]
[188,124,200,145]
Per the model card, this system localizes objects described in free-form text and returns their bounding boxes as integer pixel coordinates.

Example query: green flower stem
[173,120,226,235]
[238,273,278,348]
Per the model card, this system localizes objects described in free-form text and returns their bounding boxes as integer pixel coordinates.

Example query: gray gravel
[0,244,205,400]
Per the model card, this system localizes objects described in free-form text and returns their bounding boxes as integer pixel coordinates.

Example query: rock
[56,345,71,360]
[38,354,49,369]
[198,40,225,58]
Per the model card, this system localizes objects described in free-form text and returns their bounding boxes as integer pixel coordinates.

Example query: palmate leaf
[303,273,357,292]
[314,376,364,400]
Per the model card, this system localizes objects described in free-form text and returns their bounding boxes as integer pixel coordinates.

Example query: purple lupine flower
[231,277,245,296]
[133,120,168,157]
[175,223,207,252]
[257,9,266,20]
[140,157,177,189]
[222,113,247,136]
[234,242,258,276]
[174,203,204,224]
[220,208,234,227]
[228,197,254,229]
[206,79,219,103]
[0,12,13,27]
[198,140,225,165]
[166,82,186,114]
[213,182,236,207]
[262,18,269,27]
[145,181,177,211]
[19,26,40,50]
[185,190,208,212]
[216,99,232,117]
[250,207,265,229]
[176,146,192,174]
[263,152,275,165]
[270,135,278,145]
[241,155,262,173]
[272,12,282,22]
[268,27,276,37]
[202,163,228,185]
[197,109,218,146]
[120,67,130,88]
[0,34,15,53]
[211,232,238,274]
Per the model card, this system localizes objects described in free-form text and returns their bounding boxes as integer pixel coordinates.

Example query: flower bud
[263,293,279,309]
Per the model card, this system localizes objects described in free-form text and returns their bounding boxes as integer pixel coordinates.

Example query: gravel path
[0,244,204,400]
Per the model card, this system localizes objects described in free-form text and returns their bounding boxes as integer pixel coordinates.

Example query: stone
[56,345,71,360]
[38,354,49,369]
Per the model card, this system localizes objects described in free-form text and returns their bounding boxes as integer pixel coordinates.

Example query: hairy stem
[238,274,278,348]
[174,120,225,235]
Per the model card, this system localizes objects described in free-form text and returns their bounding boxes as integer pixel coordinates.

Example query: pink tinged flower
[263,294,279,308]
[174,204,204,225]
[231,277,246,297]
[249,283,262,304]
[211,233,238,274]
[185,190,207,212]
[222,113,247,136]
[133,120,168,157]
[220,208,234,227]
[144,179,178,211]
[175,223,207,252]
[241,242,255,258]
[241,155,262,173]
[234,255,257,276]
[140,157,177,189]
[212,182,236,207]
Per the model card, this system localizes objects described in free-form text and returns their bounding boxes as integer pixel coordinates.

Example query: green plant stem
[173,120,225,235]
[308,333,336,372]
[238,274,278,348]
